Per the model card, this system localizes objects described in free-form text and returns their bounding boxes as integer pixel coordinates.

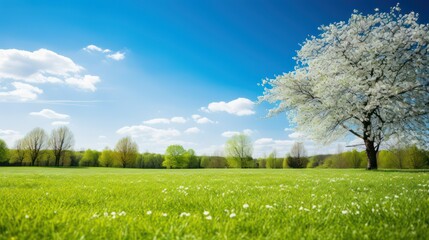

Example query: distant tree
[349,149,363,168]
[80,149,100,167]
[163,145,188,169]
[99,148,115,167]
[225,134,253,168]
[49,126,74,166]
[0,139,9,165]
[260,5,429,169]
[406,145,428,169]
[141,153,164,168]
[287,142,308,168]
[185,149,199,168]
[266,150,277,168]
[115,137,138,168]
[23,128,47,166]
[10,139,26,165]
[386,139,408,169]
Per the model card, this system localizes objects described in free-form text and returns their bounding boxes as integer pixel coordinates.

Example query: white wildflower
[229,213,236,218]
[243,203,249,209]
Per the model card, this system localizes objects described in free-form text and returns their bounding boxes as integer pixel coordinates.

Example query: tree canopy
[260,5,429,169]
[225,134,253,168]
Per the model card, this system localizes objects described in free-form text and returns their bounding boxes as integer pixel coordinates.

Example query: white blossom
[259,4,429,168]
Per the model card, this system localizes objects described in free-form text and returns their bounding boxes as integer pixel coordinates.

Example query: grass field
[0,168,428,239]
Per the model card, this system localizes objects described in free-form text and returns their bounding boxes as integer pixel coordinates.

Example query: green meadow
[0,168,428,239]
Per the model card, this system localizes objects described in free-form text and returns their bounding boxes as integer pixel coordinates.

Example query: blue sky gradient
[0,0,427,156]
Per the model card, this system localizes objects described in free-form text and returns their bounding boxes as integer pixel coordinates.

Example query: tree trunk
[364,139,378,170]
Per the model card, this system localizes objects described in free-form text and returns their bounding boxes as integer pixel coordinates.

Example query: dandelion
[265,205,274,209]
[206,215,212,220]
[146,211,152,215]
[92,213,99,218]
[119,211,126,216]
[355,211,360,215]
[342,210,349,215]
[111,212,116,216]
[162,213,168,217]
[243,204,249,209]
[229,213,236,218]
[104,212,109,217]
[25,215,30,219]
[203,211,210,216]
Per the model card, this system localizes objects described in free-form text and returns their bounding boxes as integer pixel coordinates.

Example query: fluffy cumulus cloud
[192,114,216,124]
[29,109,70,119]
[0,129,22,147]
[143,117,187,125]
[116,125,181,140]
[0,82,43,102]
[184,127,201,134]
[0,48,100,101]
[201,98,255,116]
[288,131,307,140]
[253,138,295,157]
[221,129,254,138]
[107,52,125,61]
[116,124,195,153]
[171,117,187,124]
[83,44,125,61]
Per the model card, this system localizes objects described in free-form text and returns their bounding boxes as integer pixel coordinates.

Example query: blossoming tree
[260,5,429,169]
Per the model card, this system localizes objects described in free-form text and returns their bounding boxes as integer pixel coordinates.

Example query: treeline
[0,127,428,169]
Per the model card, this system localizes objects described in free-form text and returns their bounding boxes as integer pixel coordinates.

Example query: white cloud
[184,127,200,134]
[83,44,124,61]
[98,135,107,139]
[116,125,181,140]
[253,138,295,158]
[221,131,240,138]
[288,131,307,140]
[0,48,100,96]
[83,45,103,52]
[29,109,70,119]
[51,121,70,126]
[64,75,100,92]
[0,129,22,147]
[221,129,253,138]
[191,114,215,124]
[143,118,170,124]
[143,117,187,125]
[284,128,294,132]
[202,97,255,116]
[83,44,111,53]
[171,117,187,124]
[196,117,215,124]
[107,52,125,61]
[0,82,43,101]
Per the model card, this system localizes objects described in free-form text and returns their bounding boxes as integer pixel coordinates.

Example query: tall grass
[0,168,428,239]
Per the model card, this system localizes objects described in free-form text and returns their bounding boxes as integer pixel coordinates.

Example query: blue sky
[0,0,428,157]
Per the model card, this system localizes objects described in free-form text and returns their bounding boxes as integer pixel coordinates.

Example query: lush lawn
[0,167,428,239]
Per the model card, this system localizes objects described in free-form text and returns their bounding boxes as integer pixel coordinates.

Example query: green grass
[0,168,428,239]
